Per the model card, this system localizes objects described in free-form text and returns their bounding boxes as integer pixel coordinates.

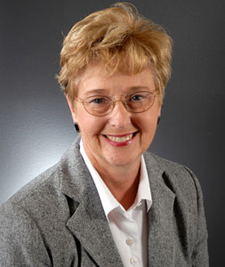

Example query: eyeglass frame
[76,90,158,117]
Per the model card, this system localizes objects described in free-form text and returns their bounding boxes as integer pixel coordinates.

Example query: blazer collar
[59,137,123,267]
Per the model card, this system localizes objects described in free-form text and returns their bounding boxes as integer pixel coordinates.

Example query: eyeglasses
[77,91,157,117]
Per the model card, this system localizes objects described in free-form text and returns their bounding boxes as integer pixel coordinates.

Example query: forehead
[77,63,156,96]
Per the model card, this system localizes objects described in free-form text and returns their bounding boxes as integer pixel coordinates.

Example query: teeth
[107,134,133,143]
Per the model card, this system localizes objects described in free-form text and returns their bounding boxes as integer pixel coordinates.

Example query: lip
[103,132,137,147]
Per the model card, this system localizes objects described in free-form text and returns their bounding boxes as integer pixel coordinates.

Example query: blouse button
[130,257,137,265]
[126,237,133,246]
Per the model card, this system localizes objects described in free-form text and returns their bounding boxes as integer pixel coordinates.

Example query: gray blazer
[0,137,209,266]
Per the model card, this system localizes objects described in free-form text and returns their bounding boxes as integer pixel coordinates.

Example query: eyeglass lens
[81,91,156,116]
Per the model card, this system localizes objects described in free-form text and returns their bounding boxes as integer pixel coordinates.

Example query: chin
[106,153,140,167]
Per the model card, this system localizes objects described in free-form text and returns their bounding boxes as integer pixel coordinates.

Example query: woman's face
[67,64,161,171]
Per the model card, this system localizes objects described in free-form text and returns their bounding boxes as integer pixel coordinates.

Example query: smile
[105,134,134,143]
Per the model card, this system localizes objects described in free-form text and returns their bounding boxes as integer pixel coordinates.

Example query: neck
[94,160,141,210]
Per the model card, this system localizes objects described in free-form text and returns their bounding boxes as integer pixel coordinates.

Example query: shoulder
[0,137,82,211]
[0,137,85,225]
[145,151,194,177]
[0,163,62,265]
[144,151,204,204]
[144,150,207,225]
[0,162,62,233]
[1,162,59,209]
[145,151,200,183]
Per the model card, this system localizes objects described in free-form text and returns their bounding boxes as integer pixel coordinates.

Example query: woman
[0,2,208,266]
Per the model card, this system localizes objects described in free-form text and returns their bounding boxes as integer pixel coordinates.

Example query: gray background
[0,0,224,266]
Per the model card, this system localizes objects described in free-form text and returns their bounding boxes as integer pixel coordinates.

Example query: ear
[65,94,77,123]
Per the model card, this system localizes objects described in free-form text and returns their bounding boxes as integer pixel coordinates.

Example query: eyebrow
[129,86,154,92]
[83,89,109,96]
[83,86,155,97]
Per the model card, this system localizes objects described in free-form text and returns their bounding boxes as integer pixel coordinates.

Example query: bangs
[96,40,151,75]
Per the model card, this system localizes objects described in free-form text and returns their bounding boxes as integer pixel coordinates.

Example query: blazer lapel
[60,139,123,267]
[144,153,176,267]
[66,199,123,267]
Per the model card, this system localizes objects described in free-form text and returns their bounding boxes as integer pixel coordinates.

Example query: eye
[87,96,110,105]
[92,98,104,104]
[131,95,143,101]
[130,92,149,102]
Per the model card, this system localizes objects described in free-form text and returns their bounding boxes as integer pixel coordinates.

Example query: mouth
[104,132,137,144]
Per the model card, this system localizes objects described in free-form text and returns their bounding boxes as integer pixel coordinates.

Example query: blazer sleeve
[184,167,209,267]
[0,202,52,267]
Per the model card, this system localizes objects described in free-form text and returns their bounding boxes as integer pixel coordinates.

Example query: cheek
[143,121,157,137]
[141,115,158,146]
[135,112,159,131]
[77,113,107,136]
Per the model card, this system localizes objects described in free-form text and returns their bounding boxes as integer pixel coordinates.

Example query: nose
[109,100,132,128]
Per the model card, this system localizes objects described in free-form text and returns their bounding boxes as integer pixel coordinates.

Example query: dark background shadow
[0,0,224,265]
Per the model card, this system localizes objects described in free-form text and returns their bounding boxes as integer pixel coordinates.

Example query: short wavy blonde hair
[58,2,172,103]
